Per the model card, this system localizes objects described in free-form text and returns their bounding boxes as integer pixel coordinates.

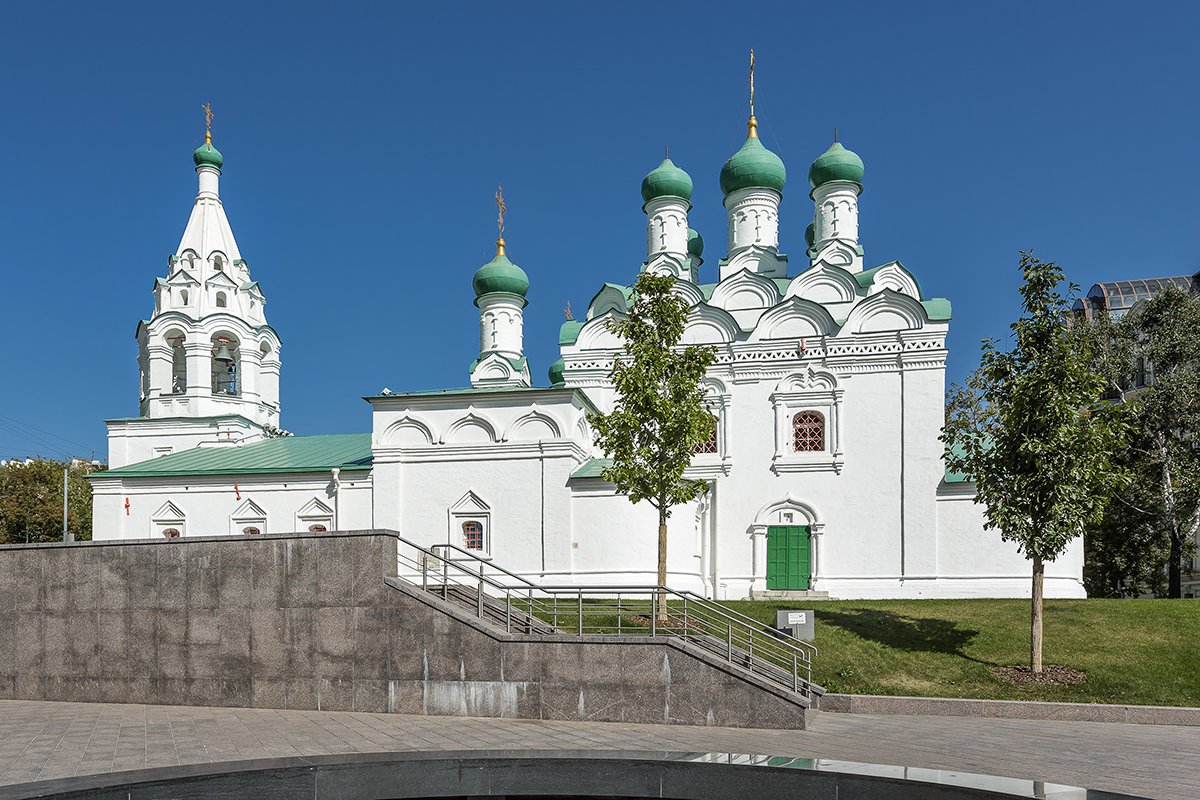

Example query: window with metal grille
[694,424,718,454]
[162,528,181,539]
[308,524,328,533]
[462,521,484,550]
[242,526,260,535]
[792,411,824,452]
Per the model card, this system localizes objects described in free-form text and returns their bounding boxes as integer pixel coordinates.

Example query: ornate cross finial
[494,184,507,256]
[749,49,755,117]
[565,301,573,321]
[495,184,507,236]
[202,102,214,146]
[834,127,838,143]
[665,144,668,159]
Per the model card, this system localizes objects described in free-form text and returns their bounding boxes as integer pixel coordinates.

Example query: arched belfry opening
[211,334,239,396]
[168,330,187,394]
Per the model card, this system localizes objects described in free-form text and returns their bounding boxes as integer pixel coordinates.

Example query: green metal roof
[100,433,372,478]
[570,457,613,479]
[922,298,952,320]
[944,440,973,484]
[559,320,584,346]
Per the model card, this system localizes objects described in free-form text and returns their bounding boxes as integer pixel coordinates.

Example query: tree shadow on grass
[818,608,996,665]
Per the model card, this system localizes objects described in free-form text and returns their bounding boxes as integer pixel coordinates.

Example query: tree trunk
[657,504,668,622]
[1160,435,1182,599]
[1031,554,1044,673]
[1168,531,1183,599]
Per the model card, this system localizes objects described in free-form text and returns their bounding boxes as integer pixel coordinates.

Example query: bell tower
[107,109,284,468]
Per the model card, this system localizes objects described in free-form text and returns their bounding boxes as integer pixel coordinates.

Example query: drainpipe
[330,468,341,531]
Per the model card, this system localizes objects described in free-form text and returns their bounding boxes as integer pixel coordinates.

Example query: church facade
[89,113,1087,600]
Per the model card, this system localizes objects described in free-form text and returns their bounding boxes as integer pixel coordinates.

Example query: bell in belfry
[214,343,234,364]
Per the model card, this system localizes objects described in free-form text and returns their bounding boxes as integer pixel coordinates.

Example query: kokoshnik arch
[88,104,1087,600]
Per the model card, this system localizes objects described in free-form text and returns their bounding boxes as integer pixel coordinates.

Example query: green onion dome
[472,239,530,306]
[687,228,704,258]
[548,358,566,387]
[719,118,786,196]
[808,141,864,190]
[193,138,224,170]
[805,222,815,248]
[641,157,694,204]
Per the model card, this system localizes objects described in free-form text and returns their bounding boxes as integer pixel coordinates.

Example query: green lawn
[722,599,1200,707]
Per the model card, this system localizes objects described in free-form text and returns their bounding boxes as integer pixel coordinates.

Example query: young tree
[588,272,717,617]
[0,455,102,543]
[1116,287,1200,597]
[943,252,1127,672]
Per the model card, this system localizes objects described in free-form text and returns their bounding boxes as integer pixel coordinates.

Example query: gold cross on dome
[749,49,755,116]
[565,301,573,321]
[203,102,214,133]
[495,184,507,236]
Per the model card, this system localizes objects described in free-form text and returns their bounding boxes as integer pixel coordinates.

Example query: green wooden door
[767,525,811,590]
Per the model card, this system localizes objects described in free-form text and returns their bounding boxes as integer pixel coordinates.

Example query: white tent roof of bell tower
[176,190,242,263]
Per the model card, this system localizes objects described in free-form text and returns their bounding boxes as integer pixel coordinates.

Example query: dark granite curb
[0,750,1151,800]
[821,693,1200,726]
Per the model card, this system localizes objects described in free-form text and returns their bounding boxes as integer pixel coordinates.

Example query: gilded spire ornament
[494,184,507,256]
[564,301,573,321]
[748,49,758,138]
[202,102,214,146]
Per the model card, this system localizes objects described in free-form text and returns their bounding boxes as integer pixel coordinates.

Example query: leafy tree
[0,455,103,543]
[588,272,717,616]
[1104,287,1200,598]
[943,252,1127,672]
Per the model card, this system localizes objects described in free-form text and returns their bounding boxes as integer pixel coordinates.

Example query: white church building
[89,113,1087,600]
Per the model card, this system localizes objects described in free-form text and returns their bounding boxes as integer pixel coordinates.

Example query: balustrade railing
[392,535,819,699]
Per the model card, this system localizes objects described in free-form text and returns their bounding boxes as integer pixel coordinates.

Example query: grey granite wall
[0,532,809,729]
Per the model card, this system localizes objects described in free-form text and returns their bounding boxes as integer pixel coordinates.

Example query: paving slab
[0,700,1195,800]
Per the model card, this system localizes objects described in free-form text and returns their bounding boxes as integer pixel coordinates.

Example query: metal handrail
[429,542,540,588]
[390,533,820,698]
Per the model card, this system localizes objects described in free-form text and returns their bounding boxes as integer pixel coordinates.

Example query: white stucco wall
[91,470,373,540]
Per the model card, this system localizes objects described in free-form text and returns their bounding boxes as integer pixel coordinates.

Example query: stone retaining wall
[0,531,809,729]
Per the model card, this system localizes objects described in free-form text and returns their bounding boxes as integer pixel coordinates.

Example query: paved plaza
[0,700,1196,799]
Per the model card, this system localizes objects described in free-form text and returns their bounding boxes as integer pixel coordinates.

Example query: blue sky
[3,1,1199,461]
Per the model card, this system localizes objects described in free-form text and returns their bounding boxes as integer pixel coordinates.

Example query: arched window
[308,524,327,533]
[180,289,189,306]
[462,521,484,550]
[792,411,825,452]
[693,423,718,454]
[213,255,224,271]
[162,528,181,539]
[215,292,227,308]
[242,526,260,535]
